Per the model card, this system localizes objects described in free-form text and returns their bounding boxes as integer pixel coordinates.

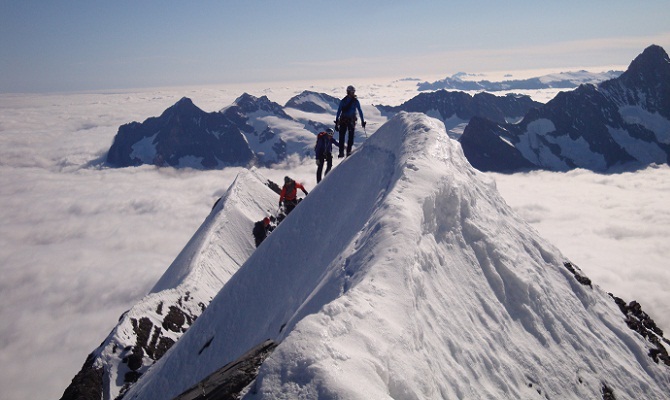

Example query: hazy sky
[2,0,669,93]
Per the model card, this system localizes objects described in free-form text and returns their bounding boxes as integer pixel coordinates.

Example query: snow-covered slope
[60,169,279,400]
[220,93,319,164]
[124,113,669,399]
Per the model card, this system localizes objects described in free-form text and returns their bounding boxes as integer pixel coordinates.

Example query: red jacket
[280,180,307,203]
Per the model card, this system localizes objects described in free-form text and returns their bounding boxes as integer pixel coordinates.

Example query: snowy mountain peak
[603,44,670,119]
[284,90,341,113]
[625,44,670,77]
[123,112,669,400]
[162,96,202,118]
[461,44,670,172]
[228,93,291,119]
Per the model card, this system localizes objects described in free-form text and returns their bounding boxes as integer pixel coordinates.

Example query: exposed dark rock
[609,294,670,366]
[163,305,190,333]
[563,261,592,287]
[63,290,205,400]
[172,340,278,400]
[155,336,176,360]
[126,346,144,371]
[266,179,281,195]
[124,371,142,385]
[59,353,104,400]
[602,382,616,400]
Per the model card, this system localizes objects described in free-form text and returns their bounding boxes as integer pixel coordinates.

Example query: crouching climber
[252,216,274,247]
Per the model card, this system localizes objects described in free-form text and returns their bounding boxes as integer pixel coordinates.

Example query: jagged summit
[461,44,670,172]
[284,90,341,113]
[123,113,669,400]
[157,97,203,122]
[602,44,670,119]
[623,44,670,79]
[376,90,542,140]
[173,96,197,109]
[225,93,292,120]
[106,97,254,169]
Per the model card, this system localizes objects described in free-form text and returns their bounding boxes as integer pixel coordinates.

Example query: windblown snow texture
[124,113,669,400]
[59,169,279,400]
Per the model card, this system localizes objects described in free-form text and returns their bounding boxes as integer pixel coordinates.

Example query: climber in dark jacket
[335,85,366,158]
[252,217,272,247]
[314,128,339,183]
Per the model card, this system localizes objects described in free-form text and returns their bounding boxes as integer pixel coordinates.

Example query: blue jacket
[336,95,364,122]
[314,132,339,156]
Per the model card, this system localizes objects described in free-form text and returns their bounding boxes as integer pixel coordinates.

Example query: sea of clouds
[1,80,668,400]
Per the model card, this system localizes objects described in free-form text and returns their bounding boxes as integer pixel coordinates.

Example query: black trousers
[284,199,298,215]
[338,118,356,156]
[316,153,333,183]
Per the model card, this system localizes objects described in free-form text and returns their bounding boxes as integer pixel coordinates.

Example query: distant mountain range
[376,91,542,138]
[107,97,255,168]
[105,45,669,174]
[105,91,542,168]
[417,70,623,91]
[459,44,670,172]
[107,93,328,168]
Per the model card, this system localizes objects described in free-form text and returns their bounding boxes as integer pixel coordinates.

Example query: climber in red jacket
[279,176,308,215]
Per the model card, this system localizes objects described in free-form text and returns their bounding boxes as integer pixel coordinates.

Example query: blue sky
[1,0,669,93]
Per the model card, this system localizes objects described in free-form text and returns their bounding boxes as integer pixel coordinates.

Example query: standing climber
[314,128,340,183]
[335,85,366,158]
[279,176,309,215]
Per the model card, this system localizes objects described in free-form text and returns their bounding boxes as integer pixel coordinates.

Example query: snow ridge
[125,113,669,400]
[60,169,278,400]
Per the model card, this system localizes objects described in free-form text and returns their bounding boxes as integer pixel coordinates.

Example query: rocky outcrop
[611,295,670,367]
[172,340,277,400]
[60,292,204,400]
